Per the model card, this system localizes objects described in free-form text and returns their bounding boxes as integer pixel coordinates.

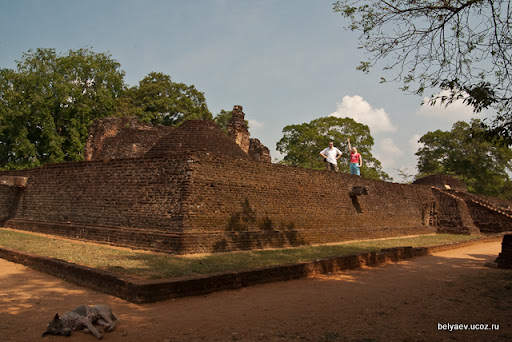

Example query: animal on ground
[42,304,119,339]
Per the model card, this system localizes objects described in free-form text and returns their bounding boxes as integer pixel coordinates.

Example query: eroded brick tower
[227,105,250,154]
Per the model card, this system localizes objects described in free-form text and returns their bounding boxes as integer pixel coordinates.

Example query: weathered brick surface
[181,154,437,252]
[413,174,467,191]
[447,190,512,233]
[432,189,480,235]
[248,138,271,163]
[227,105,250,154]
[0,155,191,239]
[146,120,251,160]
[85,116,175,161]
[0,150,440,254]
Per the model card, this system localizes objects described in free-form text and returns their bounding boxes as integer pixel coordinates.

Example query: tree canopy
[119,72,212,126]
[0,49,215,169]
[276,116,390,180]
[333,0,512,144]
[415,119,512,198]
[0,48,125,169]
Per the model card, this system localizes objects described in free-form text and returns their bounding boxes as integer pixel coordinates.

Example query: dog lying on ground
[42,305,119,339]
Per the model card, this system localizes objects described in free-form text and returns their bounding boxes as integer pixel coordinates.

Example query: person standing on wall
[347,138,363,176]
[319,141,342,172]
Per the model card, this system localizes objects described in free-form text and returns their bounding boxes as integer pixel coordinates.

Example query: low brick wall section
[494,234,512,268]
[0,236,502,303]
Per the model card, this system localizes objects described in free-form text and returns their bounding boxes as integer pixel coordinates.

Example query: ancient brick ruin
[84,105,271,164]
[0,110,511,254]
[493,234,512,269]
[226,105,271,163]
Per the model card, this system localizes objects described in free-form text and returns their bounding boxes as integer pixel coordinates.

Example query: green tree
[213,109,249,132]
[333,0,512,144]
[276,116,390,180]
[213,109,233,131]
[416,119,512,198]
[0,48,125,169]
[122,72,212,126]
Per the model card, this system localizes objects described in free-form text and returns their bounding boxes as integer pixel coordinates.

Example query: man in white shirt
[319,141,342,172]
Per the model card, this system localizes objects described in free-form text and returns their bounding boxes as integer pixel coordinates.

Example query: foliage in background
[276,116,390,180]
[0,49,216,170]
[0,48,125,169]
[116,72,212,126]
[416,119,512,199]
[213,109,250,132]
[213,109,233,131]
[333,0,512,145]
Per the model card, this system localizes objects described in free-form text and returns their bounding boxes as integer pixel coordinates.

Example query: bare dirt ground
[1,241,511,342]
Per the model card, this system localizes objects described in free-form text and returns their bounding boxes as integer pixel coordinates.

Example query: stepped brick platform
[146,120,251,160]
[1,110,511,254]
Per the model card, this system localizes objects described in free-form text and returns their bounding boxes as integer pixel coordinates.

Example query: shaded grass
[0,228,481,280]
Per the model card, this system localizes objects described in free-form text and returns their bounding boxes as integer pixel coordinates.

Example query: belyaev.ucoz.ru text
[438,323,500,332]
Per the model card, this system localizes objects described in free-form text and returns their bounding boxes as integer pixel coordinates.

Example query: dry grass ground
[0,228,480,279]
[1,239,510,341]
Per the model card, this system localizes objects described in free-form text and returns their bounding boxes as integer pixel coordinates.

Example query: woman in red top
[347,138,363,176]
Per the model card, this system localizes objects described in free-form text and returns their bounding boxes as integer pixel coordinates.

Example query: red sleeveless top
[350,152,360,164]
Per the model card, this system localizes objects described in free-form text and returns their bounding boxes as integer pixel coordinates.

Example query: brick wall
[432,189,480,234]
[84,116,175,161]
[146,120,251,160]
[0,155,196,251]
[0,150,444,254]
[446,190,512,233]
[181,154,438,252]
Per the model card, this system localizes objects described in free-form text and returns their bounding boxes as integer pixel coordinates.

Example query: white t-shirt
[321,147,342,164]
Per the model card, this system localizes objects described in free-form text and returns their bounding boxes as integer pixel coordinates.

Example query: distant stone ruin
[227,105,250,153]
[413,174,467,191]
[227,105,271,163]
[84,116,175,161]
[84,105,271,164]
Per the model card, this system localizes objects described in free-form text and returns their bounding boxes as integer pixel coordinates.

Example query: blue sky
[0,0,487,181]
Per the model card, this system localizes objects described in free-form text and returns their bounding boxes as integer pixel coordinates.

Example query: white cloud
[248,119,264,131]
[409,134,424,154]
[330,95,396,134]
[374,137,403,170]
[416,90,480,121]
[380,137,403,156]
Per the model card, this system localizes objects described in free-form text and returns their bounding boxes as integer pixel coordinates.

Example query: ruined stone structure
[493,234,512,269]
[227,105,250,153]
[84,106,271,164]
[84,116,175,161]
[226,105,271,163]
[413,174,467,191]
[0,111,511,254]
